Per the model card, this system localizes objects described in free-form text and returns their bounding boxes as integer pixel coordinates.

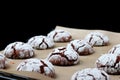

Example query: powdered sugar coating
[46,46,79,66]
[84,32,109,46]
[47,29,72,42]
[3,42,35,59]
[16,58,55,78]
[27,35,54,49]
[67,39,94,55]
[95,54,120,74]
[0,54,6,69]
[108,44,120,56]
[71,68,110,80]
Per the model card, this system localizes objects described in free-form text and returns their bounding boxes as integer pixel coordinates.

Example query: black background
[0,5,120,50]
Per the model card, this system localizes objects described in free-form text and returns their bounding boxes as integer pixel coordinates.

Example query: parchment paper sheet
[0,26,120,80]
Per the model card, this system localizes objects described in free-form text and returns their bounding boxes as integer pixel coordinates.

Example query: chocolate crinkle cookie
[27,35,54,49]
[16,58,55,78]
[71,68,110,80]
[84,31,109,46]
[0,54,7,69]
[3,42,35,59]
[95,54,120,75]
[47,29,72,42]
[46,46,79,66]
[108,44,120,56]
[67,39,94,55]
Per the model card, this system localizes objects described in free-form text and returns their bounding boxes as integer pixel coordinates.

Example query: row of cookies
[70,32,120,80]
[71,44,120,80]
[0,29,73,78]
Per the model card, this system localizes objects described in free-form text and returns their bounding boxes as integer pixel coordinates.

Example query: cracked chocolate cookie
[0,54,7,69]
[46,46,79,66]
[47,29,72,42]
[27,35,54,49]
[84,32,109,46]
[71,68,110,80]
[67,39,94,55]
[108,44,120,56]
[95,54,120,74]
[16,58,55,78]
[3,42,35,59]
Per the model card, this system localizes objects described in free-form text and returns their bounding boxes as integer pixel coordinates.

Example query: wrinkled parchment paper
[0,26,120,80]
